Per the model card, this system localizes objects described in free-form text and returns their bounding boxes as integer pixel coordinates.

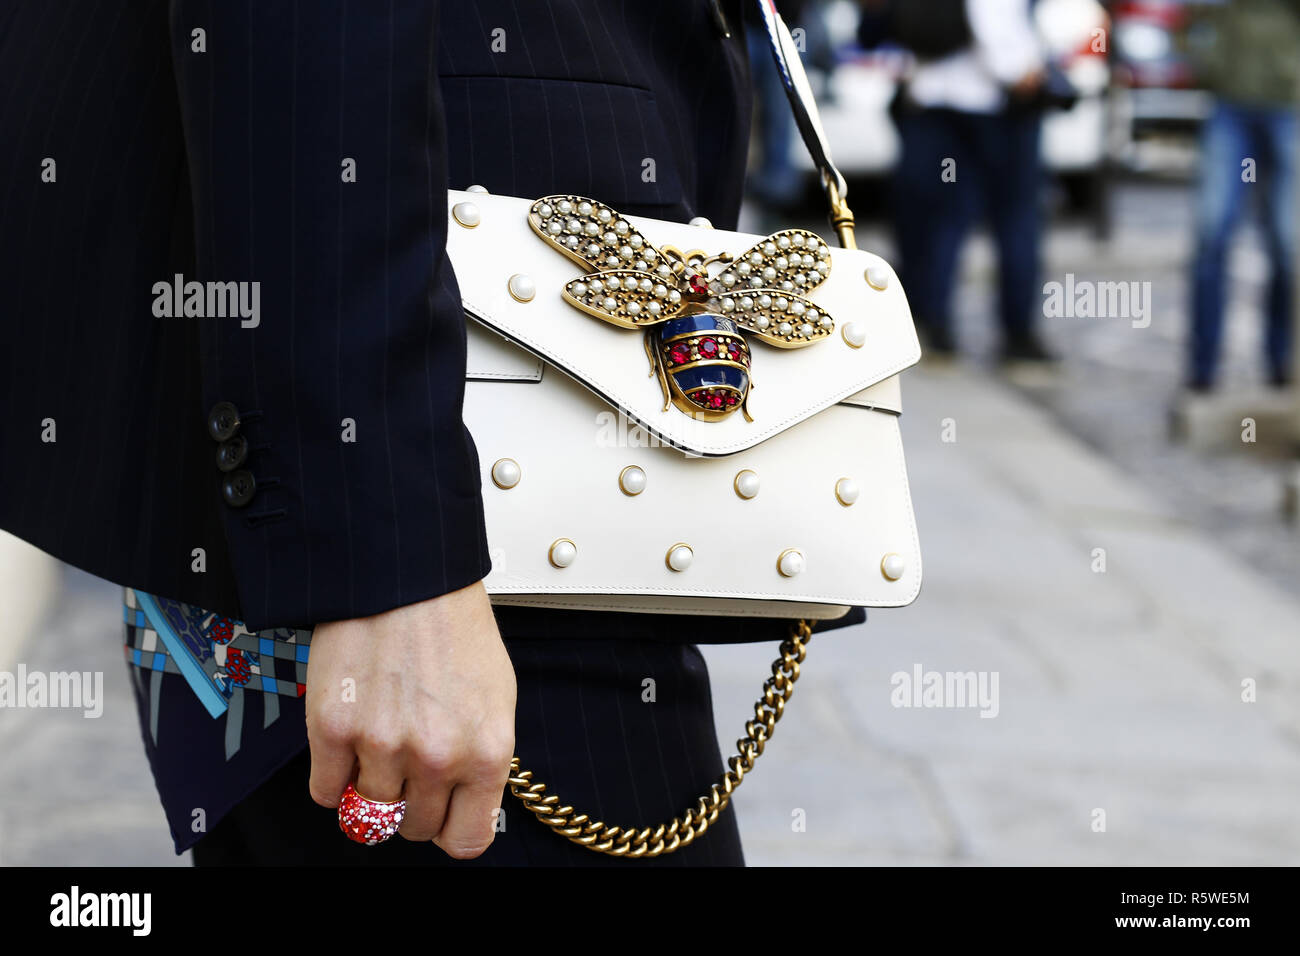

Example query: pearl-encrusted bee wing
[528,195,669,275]
[712,229,832,295]
[707,289,834,349]
[562,270,688,330]
[708,229,835,348]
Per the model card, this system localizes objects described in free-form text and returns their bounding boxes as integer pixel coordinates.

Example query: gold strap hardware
[507,619,813,858]
[822,172,857,251]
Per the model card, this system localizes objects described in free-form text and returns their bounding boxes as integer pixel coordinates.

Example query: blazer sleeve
[169,0,491,631]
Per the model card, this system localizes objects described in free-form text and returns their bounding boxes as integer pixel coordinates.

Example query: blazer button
[207,402,241,442]
[215,434,249,472]
[221,469,256,508]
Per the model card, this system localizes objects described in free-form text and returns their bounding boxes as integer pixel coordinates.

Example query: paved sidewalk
[0,532,59,678]
[0,568,183,866]
[702,359,1300,865]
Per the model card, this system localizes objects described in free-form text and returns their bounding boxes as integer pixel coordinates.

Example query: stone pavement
[701,357,1300,865]
[0,566,183,866]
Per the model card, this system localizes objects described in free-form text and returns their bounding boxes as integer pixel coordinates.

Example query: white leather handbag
[453,192,922,621]
[447,0,923,857]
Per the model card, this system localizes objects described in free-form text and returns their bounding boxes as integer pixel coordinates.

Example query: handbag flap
[447,190,920,456]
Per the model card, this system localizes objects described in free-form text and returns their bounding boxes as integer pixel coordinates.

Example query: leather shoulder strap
[752,0,848,201]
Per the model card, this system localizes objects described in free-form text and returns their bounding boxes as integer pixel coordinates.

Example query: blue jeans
[893,106,1043,340]
[1190,101,1297,385]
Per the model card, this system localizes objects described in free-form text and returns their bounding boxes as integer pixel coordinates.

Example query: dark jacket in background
[1183,0,1300,107]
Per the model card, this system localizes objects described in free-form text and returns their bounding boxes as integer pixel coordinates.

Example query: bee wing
[563,270,686,330]
[529,195,669,275]
[712,229,832,297]
[721,290,835,349]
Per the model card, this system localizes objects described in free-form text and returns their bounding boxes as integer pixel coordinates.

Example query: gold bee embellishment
[528,194,835,421]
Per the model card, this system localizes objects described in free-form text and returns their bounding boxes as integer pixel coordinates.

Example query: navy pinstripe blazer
[0,0,754,633]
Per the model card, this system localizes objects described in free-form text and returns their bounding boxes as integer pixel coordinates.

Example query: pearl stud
[665,543,694,572]
[865,264,890,290]
[835,477,860,506]
[466,184,489,194]
[507,273,536,302]
[549,538,577,569]
[734,469,760,499]
[881,552,905,581]
[452,202,480,228]
[688,216,714,229]
[619,465,647,496]
[490,458,520,489]
[777,548,805,578]
[842,321,867,348]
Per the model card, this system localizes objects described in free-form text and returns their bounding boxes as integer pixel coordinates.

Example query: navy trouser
[1189,100,1297,385]
[892,105,1043,341]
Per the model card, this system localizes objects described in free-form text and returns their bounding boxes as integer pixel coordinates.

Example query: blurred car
[792,0,1113,233]
[1106,0,1212,172]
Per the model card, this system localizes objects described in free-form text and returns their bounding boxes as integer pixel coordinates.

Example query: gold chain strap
[506,619,813,858]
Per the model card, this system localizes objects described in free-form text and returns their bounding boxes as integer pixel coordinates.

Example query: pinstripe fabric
[2,0,493,631]
[171,0,492,629]
[1,0,239,611]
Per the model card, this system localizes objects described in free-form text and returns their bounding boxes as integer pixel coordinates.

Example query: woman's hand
[304,580,516,858]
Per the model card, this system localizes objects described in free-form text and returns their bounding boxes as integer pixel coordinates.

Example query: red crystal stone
[337,783,406,846]
[706,393,724,410]
[725,394,738,406]
[669,344,691,365]
[698,337,719,358]
[688,274,709,295]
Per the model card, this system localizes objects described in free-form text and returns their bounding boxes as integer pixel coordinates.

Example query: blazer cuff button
[207,401,241,442]
[216,434,249,473]
[221,469,256,508]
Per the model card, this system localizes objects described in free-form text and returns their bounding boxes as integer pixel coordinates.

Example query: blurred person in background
[881,0,1055,362]
[746,0,810,211]
[1183,0,1300,392]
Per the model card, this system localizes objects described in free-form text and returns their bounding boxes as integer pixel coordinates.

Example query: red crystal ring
[337,783,406,845]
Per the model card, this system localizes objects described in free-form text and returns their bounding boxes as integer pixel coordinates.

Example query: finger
[306,734,357,809]
[354,740,407,805]
[432,781,508,860]
[396,776,453,842]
